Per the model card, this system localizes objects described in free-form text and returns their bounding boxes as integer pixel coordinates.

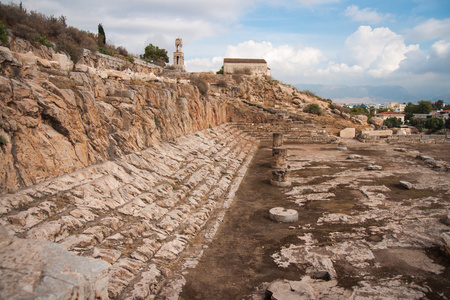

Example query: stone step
[0,123,259,299]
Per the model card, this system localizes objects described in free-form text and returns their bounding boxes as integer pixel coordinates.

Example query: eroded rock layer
[0,124,258,298]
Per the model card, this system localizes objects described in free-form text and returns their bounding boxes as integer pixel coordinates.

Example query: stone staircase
[0,124,258,299]
[231,122,332,143]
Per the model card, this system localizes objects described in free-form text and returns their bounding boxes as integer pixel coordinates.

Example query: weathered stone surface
[267,279,318,299]
[271,169,291,187]
[273,132,283,147]
[369,116,384,127]
[272,147,287,169]
[0,226,109,300]
[442,232,450,255]
[347,154,362,159]
[339,128,355,138]
[360,130,393,137]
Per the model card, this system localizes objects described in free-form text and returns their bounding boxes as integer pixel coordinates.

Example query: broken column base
[270,169,291,187]
[269,207,298,223]
[270,179,291,187]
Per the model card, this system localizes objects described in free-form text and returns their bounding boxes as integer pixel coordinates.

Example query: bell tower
[173,38,185,71]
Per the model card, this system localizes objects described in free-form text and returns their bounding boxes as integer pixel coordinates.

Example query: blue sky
[16,0,450,102]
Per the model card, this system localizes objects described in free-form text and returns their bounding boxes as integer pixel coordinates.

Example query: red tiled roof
[376,111,404,115]
[224,58,267,64]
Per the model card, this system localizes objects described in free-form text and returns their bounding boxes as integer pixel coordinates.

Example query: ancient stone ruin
[0,37,449,299]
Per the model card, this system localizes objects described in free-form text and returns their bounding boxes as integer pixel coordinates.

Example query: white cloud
[344,5,389,24]
[225,40,324,77]
[185,57,223,73]
[342,26,417,77]
[399,39,450,74]
[406,18,450,42]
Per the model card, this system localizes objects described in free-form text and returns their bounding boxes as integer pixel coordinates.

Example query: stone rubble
[265,142,450,299]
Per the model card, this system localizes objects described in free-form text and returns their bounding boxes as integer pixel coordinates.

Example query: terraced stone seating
[231,123,331,143]
[0,124,258,299]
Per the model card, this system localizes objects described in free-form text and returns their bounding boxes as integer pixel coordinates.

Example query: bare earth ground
[179,141,450,299]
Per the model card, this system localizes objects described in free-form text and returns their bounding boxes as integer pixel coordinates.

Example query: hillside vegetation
[0,2,131,62]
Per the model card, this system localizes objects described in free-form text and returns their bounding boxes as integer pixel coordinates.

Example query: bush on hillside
[305,103,321,115]
[0,3,103,62]
[0,21,7,43]
[190,75,209,96]
[329,102,350,114]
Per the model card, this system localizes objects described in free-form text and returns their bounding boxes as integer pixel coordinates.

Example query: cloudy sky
[17,0,450,102]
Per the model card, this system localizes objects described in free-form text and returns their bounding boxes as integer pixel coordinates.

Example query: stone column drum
[273,133,283,148]
[270,169,291,187]
[272,147,287,169]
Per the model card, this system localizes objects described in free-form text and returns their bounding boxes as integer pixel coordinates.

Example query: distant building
[432,110,450,120]
[376,111,405,122]
[387,102,406,112]
[223,58,270,76]
[173,38,185,71]
[413,114,431,120]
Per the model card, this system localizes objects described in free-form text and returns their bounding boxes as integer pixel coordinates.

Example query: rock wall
[0,39,226,193]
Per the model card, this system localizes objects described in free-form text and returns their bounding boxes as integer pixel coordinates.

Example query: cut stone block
[340,128,355,138]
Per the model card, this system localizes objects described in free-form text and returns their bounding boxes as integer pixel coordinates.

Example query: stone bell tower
[173,38,185,71]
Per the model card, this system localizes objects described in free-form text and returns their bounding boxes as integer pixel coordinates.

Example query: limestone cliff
[0,38,227,192]
[0,37,362,193]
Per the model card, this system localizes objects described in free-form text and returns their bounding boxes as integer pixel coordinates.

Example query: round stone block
[270,179,291,187]
[269,207,298,223]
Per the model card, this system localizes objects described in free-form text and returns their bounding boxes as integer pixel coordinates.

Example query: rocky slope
[0,37,365,193]
[0,38,227,192]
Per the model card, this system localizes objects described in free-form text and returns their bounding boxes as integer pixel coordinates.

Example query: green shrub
[35,35,52,47]
[0,21,8,43]
[383,117,402,128]
[445,118,450,131]
[0,135,7,146]
[98,47,115,56]
[424,117,444,133]
[305,103,321,115]
[126,56,135,63]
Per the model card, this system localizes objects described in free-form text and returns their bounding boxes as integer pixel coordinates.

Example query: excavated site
[1,38,450,300]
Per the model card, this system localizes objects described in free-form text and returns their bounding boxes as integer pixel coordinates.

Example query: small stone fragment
[367,165,383,170]
[441,232,450,256]
[417,155,434,161]
[336,147,348,151]
[399,181,413,190]
[310,271,331,281]
[347,154,362,159]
